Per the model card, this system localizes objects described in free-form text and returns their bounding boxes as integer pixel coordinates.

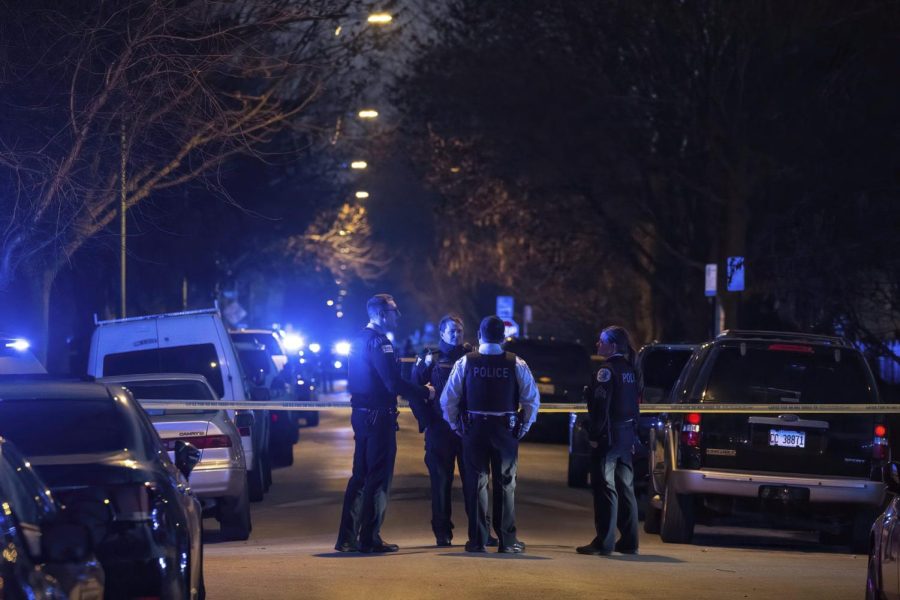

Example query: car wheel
[660,477,694,543]
[263,449,273,491]
[643,503,661,534]
[247,455,265,502]
[195,534,206,600]
[218,485,252,541]
[271,438,294,467]
[567,453,589,488]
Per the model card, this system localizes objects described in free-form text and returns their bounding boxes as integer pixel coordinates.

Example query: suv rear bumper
[669,468,885,505]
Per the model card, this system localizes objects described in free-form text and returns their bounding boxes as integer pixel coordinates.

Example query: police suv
[645,330,887,552]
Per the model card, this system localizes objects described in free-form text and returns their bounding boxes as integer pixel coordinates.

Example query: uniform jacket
[409,342,470,432]
[585,354,639,444]
[348,325,429,410]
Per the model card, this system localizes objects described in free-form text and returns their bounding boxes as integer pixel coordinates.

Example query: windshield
[103,343,225,398]
[122,380,217,416]
[503,342,591,384]
[0,399,138,456]
[703,345,877,404]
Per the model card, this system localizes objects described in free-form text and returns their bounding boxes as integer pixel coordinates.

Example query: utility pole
[120,120,127,318]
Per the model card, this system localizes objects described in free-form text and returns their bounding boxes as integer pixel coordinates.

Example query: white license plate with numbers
[769,429,806,448]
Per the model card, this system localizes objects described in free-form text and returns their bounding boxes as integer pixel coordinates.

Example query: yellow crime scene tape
[135,399,900,414]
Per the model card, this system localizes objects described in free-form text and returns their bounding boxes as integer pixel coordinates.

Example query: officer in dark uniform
[577,325,640,556]
[409,314,474,547]
[440,316,540,554]
[335,294,435,553]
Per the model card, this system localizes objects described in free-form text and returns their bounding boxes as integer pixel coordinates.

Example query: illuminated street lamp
[358,109,379,119]
[350,160,368,170]
[355,191,369,199]
[367,13,392,24]
[326,299,334,306]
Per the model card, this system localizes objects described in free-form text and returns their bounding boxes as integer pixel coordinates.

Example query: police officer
[335,294,435,553]
[577,325,640,556]
[409,314,483,547]
[440,316,540,553]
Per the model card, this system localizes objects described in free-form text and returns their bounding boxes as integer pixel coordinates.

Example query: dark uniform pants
[337,408,398,548]
[589,422,639,553]
[462,415,519,547]
[424,420,467,540]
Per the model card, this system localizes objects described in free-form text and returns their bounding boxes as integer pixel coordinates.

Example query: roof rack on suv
[94,304,220,326]
[716,330,851,348]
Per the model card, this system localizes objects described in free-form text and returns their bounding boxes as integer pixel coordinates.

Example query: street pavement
[202,389,867,599]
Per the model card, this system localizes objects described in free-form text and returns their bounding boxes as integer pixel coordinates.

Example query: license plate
[537,383,555,395]
[769,429,805,448]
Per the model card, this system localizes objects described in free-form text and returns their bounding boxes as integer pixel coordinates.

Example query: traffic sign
[705,264,717,297]
[727,256,745,292]
[496,296,514,319]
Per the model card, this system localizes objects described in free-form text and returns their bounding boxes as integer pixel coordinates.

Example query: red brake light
[767,344,814,354]
[875,424,887,438]
[271,413,280,423]
[681,413,701,447]
[686,413,701,425]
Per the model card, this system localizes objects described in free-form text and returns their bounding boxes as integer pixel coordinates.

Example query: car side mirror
[250,386,271,402]
[41,521,92,563]
[174,440,201,479]
[884,462,900,494]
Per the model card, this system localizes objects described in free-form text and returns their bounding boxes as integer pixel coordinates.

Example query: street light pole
[119,119,127,319]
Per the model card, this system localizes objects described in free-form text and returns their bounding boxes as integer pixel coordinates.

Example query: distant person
[402,337,415,358]
[577,325,640,556]
[335,294,435,553]
[440,315,540,553]
[410,314,489,547]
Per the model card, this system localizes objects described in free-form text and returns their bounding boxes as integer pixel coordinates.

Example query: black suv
[645,330,887,552]
[568,343,697,491]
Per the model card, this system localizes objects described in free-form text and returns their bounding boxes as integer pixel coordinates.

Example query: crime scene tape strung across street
[135,399,900,414]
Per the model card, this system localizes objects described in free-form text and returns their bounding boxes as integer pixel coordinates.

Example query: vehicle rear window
[0,399,137,456]
[503,342,592,383]
[103,344,225,398]
[641,349,694,402]
[703,345,877,404]
[121,380,216,416]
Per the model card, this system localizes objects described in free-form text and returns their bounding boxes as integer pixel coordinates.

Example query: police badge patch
[382,344,393,353]
[597,368,612,383]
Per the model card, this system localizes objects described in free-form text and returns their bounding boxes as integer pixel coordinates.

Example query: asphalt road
[202,398,867,599]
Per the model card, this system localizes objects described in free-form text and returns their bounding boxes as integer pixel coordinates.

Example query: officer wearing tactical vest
[577,325,640,556]
[335,293,435,553]
[409,314,477,547]
[440,315,540,554]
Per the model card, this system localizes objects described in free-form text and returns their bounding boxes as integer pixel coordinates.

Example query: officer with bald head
[439,316,540,553]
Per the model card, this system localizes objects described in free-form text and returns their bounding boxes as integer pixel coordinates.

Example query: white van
[87,307,271,501]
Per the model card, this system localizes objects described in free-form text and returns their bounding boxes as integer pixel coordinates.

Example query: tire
[217,485,252,541]
[567,453,589,488]
[643,503,661,534]
[271,438,294,467]
[660,477,694,543]
[263,450,273,491]
[196,533,206,600]
[247,455,265,502]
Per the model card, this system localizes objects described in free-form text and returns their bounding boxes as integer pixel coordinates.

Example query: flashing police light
[282,334,305,352]
[334,341,351,356]
[5,339,30,352]
[333,360,343,370]
[309,343,322,354]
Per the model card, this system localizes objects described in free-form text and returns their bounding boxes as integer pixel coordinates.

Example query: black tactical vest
[607,355,639,422]
[463,351,518,413]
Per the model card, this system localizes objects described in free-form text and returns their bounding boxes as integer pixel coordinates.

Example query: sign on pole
[726,257,745,292]
[496,296,514,319]
[705,264,717,297]
[523,305,533,323]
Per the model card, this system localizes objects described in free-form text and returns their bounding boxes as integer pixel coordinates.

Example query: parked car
[99,373,252,541]
[229,329,289,371]
[568,342,698,490]
[867,462,900,599]
[646,330,887,552]
[501,338,593,443]
[233,341,298,467]
[0,379,204,599]
[87,307,272,501]
[0,437,104,600]
[0,337,47,375]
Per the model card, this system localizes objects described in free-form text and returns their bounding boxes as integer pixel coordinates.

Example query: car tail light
[681,413,701,447]
[767,344,814,354]
[874,424,889,460]
[162,435,231,450]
